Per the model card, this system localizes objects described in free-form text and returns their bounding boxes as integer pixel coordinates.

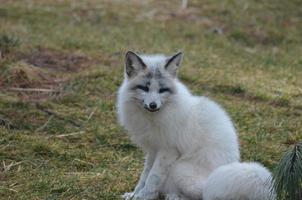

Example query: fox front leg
[134,150,179,200]
[122,152,156,200]
[134,152,156,193]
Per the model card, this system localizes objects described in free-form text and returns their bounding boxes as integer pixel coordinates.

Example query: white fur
[140,54,166,69]
[117,53,274,200]
[203,162,275,200]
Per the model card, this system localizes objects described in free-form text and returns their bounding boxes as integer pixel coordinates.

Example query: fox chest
[124,113,192,151]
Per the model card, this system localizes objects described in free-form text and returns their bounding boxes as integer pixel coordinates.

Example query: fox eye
[159,88,171,93]
[136,85,149,92]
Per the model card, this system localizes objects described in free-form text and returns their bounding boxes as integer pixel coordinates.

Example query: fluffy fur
[117,51,274,200]
[203,162,275,200]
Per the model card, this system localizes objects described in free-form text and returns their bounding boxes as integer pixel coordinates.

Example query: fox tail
[203,162,275,200]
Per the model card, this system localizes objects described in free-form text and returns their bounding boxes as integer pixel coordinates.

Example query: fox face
[124,51,183,112]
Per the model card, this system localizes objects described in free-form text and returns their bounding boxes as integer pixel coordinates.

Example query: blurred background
[0,0,301,199]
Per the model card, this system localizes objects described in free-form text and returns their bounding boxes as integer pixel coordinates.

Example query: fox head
[123,51,183,113]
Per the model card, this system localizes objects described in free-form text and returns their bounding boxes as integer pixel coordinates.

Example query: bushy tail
[202,162,275,200]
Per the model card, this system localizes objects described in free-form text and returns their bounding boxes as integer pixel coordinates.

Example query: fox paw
[122,189,158,200]
[136,189,158,200]
[121,192,135,200]
[165,193,188,200]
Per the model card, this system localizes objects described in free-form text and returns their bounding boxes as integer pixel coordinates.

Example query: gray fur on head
[123,51,184,112]
[164,52,183,77]
[125,51,147,78]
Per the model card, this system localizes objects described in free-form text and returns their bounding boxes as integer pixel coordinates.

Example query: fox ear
[164,52,183,77]
[125,51,146,78]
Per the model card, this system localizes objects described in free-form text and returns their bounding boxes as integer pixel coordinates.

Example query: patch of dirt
[138,6,208,23]
[0,0,14,4]
[0,62,58,88]
[0,47,99,101]
[0,47,105,102]
[205,84,293,108]
[0,47,100,102]
[0,61,65,102]
[21,47,98,72]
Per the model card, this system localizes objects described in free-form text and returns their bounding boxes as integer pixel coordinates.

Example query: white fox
[117,51,274,200]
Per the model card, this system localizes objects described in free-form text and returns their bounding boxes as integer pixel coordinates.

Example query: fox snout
[144,101,160,112]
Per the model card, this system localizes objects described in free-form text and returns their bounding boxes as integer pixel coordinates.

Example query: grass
[0,0,301,199]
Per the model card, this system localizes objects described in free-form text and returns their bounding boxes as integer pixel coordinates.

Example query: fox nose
[149,102,157,110]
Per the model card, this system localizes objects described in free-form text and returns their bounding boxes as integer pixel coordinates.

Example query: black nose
[149,102,157,110]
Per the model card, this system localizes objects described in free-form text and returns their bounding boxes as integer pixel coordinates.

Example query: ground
[0,0,301,199]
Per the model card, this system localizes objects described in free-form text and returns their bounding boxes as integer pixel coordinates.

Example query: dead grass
[22,47,99,72]
[0,47,101,102]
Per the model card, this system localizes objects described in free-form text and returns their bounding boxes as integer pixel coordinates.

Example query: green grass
[0,0,301,199]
